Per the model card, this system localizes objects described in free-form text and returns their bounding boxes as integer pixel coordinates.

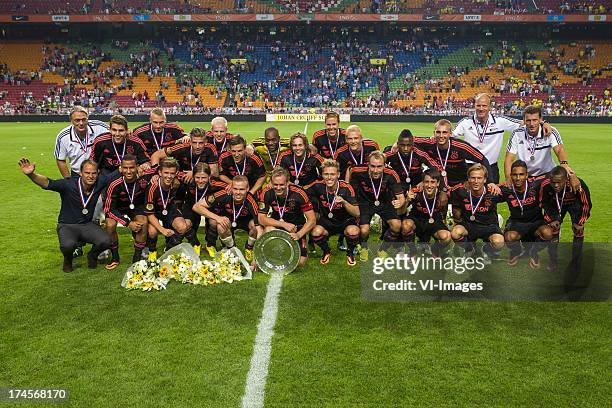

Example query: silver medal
[374,200,380,207]
[294,179,300,185]
[162,209,168,216]
[231,222,237,228]
[328,212,334,219]
[279,218,284,222]
[428,218,434,224]
[441,171,447,177]
[530,155,535,161]
[406,177,411,183]
[469,215,475,221]
[82,208,88,215]
[129,204,135,210]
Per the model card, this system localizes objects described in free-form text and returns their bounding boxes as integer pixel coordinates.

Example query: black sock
[147,237,158,252]
[313,235,331,253]
[111,242,120,261]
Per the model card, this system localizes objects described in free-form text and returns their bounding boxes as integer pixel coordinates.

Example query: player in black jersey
[151,127,219,182]
[350,151,405,260]
[449,164,505,258]
[219,135,267,195]
[259,168,316,268]
[311,112,347,159]
[195,175,261,263]
[102,154,154,269]
[384,129,442,190]
[334,125,380,180]
[540,166,592,271]
[145,158,196,252]
[90,115,150,175]
[499,160,553,267]
[132,108,188,156]
[305,159,360,266]
[206,116,234,153]
[181,163,228,253]
[278,132,324,187]
[404,168,451,256]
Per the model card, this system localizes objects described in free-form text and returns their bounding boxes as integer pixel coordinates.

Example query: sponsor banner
[230,58,247,65]
[78,59,95,65]
[370,58,387,65]
[173,14,192,21]
[463,14,481,21]
[423,14,440,21]
[11,15,28,21]
[547,15,565,21]
[52,15,70,22]
[380,14,399,21]
[256,14,274,21]
[266,114,351,122]
[132,14,150,21]
[588,15,607,21]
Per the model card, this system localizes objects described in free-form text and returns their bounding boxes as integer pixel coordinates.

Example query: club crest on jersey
[146,203,154,211]
[258,201,266,210]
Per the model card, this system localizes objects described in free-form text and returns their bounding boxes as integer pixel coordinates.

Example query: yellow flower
[194,245,201,256]
[159,266,169,278]
[171,264,179,273]
[148,251,157,261]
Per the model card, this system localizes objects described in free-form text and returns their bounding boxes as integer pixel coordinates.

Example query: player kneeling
[305,160,360,266]
[449,164,505,260]
[102,154,155,269]
[403,168,451,257]
[259,168,316,268]
[193,175,261,262]
[500,160,553,268]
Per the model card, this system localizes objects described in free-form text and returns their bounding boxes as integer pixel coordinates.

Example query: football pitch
[1,121,610,407]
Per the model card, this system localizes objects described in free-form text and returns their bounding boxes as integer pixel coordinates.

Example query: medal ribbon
[158,182,171,212]
[436,143,451,173]
[267,142,281,168]
[473,114,490,145]
[293,153,307,182]
[511,181,528,214]
[275,188,289,220]
[326,183,340,214]
[195,185,208,203]
[369,174,383,203]
[190,146,202,170]
[123,178,136,207]
[349,143,364,166]
[555,185,566,216]
[112,140,127,163]
[152,127,165,151]
[73,126,90,153]
[423,190,438,219]
[468,190,485,218]
[78,177,94,211]
[234,157,246,175]
[327,133,340,157]
[232,196,246,224]
[397,151,414,181]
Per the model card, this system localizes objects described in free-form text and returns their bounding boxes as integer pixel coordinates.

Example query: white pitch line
[241,272,285,408]
[303,121,309,135]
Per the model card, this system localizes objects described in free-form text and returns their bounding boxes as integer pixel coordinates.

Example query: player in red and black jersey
[404,168,451,256]
[181,163,228,251]
[350,151,405,260]
[194,175,261,262]
[279,132,324,187]
[312,111,347,159]
[132,108,187,156]
[90,115,150,175]
[540,166,591,271]
[206,116,234,154]
[305,159,360,266]
[334,125,380,180]
[499,160,553,267]
[449,164,505,257]
[150,127,219,182]
[416,119,497,193]
[384,129,442,190]
[102,154,156,269]
[145,158,196,252]
[219,135,266,195]
[259,168,316,267]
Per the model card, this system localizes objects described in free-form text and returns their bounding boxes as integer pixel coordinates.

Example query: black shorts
[108,208,146,225]
[156,209,184,229]
[317,216,357,236]
[409,216,449,242]
[230,216,256,234]
[460,221,502,242]
[504,218,546,241]
[561,188,592,226]
[359,203,399,225]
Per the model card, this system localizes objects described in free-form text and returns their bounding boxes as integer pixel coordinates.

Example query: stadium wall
[1,115,610,124]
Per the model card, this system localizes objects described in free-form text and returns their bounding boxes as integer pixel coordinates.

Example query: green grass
[0,121,610,407]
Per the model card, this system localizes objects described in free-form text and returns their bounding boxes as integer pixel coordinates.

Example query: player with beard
[449,164,505,259]
[219,135,266,195]
[206,116,234,154]
[132,108,188,156]
[150,127,219,181]
[350,151,405,260]
[102,154,155,269]
[312,111,347,159]
[194,176,261,262]
[279,132,324,187]
[145,158,196,252]
[539,166,591,271]
[305,160,360,266]
[499,160,553,268]
[90,115,150,176]
[182,163,228,254]
[403,168,451,257]
[334,125,380,181]
[251,127,290,179]
[259,168,316,268]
